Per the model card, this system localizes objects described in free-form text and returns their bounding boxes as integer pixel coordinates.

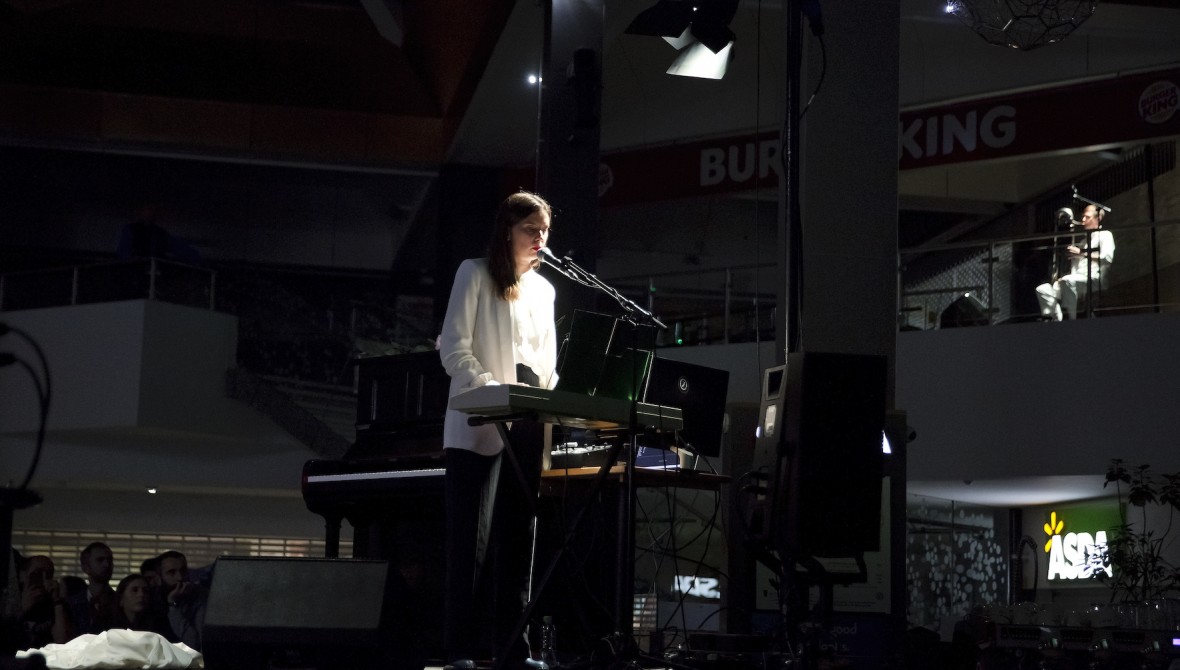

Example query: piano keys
[302,456,445,518]
[448,383,684,431]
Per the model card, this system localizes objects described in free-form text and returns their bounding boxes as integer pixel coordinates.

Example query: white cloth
[439,258,558,455]
[16,629,202,669]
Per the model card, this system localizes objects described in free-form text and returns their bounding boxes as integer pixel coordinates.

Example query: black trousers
[443,367,545,665]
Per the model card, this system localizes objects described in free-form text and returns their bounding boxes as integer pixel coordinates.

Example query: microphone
[537,246,570,270]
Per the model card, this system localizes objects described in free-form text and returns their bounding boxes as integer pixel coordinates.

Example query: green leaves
[1101,459,1180,602]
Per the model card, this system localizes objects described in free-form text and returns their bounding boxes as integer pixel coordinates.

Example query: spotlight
[527,74,539,85]
[626,0,738,80]
[626,0,696,41]
[666,39,734,80]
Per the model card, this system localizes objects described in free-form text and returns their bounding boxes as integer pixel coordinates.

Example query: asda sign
[1043,504,1121,582]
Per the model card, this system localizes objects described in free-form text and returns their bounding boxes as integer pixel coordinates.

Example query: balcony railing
[899,218,1180,330]
[0,258,216,311]
[602,262,779,347]
[5,216,1178,353]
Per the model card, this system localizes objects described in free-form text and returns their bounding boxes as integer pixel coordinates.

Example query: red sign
[591,66,1180,207]
[897,66,1180,170]
[597,132,780,207]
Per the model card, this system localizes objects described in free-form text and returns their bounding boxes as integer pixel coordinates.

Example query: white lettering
[925,115,938,157]
[1047,535,1066,580]
[899,118,923,160]
[759,139,781,180]
[1047,529,1113,581]
[1063,532,1082,579]
[900,105,1017,162]
[701,141,783,187]
[980,105,1016,148]
[672,575,721,599]
[942,111,977,154]
[728,144,756,183]
[700,148,725,186]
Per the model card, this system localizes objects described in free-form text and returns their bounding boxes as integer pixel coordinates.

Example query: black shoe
[524,660,550,670]
[444,661,477,670]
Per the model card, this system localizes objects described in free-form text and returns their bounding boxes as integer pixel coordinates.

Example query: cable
[797,34,827,121]
[0,323,52,491]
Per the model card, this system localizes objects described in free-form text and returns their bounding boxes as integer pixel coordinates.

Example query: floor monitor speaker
[202,557,424,670]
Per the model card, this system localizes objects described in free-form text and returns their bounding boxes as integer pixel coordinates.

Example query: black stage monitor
[643,357,729,457]
[203,557,425,670]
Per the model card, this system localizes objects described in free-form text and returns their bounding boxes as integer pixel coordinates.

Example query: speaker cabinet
[202,557,424,670]
[777,352,887,557]
[940,293,988,328]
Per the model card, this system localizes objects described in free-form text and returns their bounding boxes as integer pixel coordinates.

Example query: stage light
[666,39,734,80]
[946,0,1097,51]
[626,0,696,41]
[625,0,738,79]
[527,74,539,85]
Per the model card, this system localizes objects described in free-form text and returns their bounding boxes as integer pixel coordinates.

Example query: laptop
[642,357,729,457]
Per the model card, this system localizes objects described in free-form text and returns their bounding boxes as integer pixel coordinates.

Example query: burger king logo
[1138,80,1179,125]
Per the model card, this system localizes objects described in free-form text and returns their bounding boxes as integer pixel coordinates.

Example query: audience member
[59,577,86,599]
[66,542,116,636]
[157,551,206,651]
[13,555,73,649]
[2,549,25,655]
[107,574,170,639]
[140,557,161,589]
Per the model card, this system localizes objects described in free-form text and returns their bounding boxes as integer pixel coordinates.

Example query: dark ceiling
[0,0,515,168]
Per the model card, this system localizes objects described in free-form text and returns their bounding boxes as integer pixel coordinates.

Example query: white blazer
[439,258,559,455]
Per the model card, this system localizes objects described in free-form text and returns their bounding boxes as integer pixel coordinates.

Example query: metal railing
[6,217,1179,350]
[602,262,779,346]
[899,218,1180,330]
[0,257,217,311]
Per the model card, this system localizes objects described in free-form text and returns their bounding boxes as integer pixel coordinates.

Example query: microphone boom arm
[541,252,667,330]
[1072,184,1113,214]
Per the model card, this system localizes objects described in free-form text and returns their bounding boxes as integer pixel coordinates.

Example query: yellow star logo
[1043,511,1064,552]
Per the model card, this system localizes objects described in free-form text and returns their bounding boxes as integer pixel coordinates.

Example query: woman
[106,573,169,638]
[439,191,558,670]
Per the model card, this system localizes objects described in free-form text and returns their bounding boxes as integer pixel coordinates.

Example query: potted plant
[1100,459,1180,603]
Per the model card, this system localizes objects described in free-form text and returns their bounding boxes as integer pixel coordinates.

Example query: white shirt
[438,258,558,455]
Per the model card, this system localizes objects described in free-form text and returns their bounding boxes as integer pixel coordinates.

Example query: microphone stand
[540,252,666,331]
[498,253,682,670]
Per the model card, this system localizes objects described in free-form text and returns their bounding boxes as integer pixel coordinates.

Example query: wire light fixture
[945,0,1099,51]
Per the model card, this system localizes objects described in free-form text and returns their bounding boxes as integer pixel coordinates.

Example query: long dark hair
[110,573,157,631]
[487,191,552,301]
